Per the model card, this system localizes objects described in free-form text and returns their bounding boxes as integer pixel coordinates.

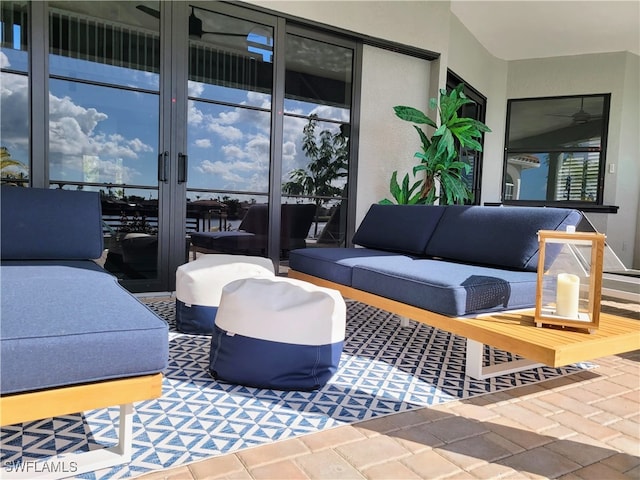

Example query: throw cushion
[352,204,445,254]
[424,206,583,271]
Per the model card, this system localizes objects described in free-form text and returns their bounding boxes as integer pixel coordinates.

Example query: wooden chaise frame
[0,373,163,479]
[289,270,640,380]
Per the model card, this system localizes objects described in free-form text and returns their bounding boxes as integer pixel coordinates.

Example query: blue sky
[1,48,349,201]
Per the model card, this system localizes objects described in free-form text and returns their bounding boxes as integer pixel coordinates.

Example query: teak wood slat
[0,373,163,427]
[289,270,640,368]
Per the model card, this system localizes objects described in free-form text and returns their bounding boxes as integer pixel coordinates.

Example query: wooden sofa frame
[289,270,640,380]
[0,373,163,479]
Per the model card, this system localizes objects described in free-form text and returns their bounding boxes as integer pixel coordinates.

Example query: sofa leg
[2,403,134,479]
[465,340,543,380]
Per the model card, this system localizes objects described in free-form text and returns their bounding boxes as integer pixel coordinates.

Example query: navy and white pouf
[209,276,346,391]
[175,254,275,334]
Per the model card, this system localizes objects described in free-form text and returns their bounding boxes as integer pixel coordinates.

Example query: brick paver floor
[137,297,639,479]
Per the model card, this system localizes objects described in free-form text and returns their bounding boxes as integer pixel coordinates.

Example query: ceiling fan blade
[138,5,250,39]
[201,31,252,37]
[189,6,250,39]
[136,5,160,19]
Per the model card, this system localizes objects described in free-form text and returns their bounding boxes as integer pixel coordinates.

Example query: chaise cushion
[0,261,168,394]
[351,256,539,317]
[1,187,104,260]
[424,206,582,271]
[352,204,446,254]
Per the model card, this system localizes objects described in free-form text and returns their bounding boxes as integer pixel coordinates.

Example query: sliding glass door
[1,1,358,292]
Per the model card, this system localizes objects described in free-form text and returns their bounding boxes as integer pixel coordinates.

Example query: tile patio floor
[138,297,639,480]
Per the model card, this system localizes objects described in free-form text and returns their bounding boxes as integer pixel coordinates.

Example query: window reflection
[282,115,348,241]
[1,1,29,184]
[187,7,273,103]
[504,95,609,204]
[187,100,271,193]
[48,1,160,88]
[284,34,352,119]
[49,78,159,186]
[0,73,29,185]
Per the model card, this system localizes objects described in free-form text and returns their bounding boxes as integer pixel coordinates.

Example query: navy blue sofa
[289,204,583,318]
[0,187,168,474]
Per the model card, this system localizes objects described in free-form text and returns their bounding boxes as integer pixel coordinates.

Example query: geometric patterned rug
[0,300,592,479]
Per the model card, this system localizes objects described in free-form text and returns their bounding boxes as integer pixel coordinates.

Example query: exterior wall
[506,53,640,268]
[357,46,431,222]
[446,14,508,204]
[247,0,639,267]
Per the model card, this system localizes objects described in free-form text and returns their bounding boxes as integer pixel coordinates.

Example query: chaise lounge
[0,187,168,478]
[190,203,316,258]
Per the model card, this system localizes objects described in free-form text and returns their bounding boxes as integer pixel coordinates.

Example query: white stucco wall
[357,46,431,222]
[247,1,451,56]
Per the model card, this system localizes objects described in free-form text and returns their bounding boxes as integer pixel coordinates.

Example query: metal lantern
[535,229,606,334]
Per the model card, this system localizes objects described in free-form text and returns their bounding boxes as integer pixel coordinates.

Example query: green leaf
[394,106,437,127]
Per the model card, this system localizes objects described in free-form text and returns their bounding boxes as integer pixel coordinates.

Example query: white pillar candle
[556,273,580,318]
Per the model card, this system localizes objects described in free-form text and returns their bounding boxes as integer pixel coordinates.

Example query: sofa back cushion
[352,204,446,254]
[1,187,104,260]
[424,206,583,271]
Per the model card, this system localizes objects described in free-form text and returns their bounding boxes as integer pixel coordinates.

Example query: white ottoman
[175,254,275,334]
[209,277,346,390]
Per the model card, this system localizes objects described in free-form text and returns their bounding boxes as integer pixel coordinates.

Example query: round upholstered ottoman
[175,254,275,335]
[209,276,346,390]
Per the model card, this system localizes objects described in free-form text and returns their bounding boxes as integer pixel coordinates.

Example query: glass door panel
[281,33,352,256]
[185,6,274,262]
[47,1,162,288]
[0,1,29,186]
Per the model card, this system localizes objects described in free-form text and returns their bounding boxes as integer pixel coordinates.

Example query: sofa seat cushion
[350,256,538,317]
[0,262,169,395]
[424,206,582,271]
[288,247,407,286]
[352,204,446,254]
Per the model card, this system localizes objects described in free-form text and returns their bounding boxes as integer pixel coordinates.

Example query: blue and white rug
[1,300,592,479]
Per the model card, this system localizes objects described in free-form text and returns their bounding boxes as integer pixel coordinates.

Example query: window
[503,94,610,206]
[0,1,29,186]
[447,71,486,205]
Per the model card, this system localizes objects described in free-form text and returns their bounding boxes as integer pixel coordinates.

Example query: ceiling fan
[136,4,248,39]
[548,97,602,125]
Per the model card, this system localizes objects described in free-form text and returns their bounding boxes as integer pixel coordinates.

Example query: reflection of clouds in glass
[50,95,107,137]
[0,71,29,153]
[221,145,246,159]
[0,52,10,68]
[311,105,350,122]
[44,89,153,183]
[187,89,348,191]
[196,159,251,185]
[245,91,271,109]
[207,122,243,141]
[188,81,205,97]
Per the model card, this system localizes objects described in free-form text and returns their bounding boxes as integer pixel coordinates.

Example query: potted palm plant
[381,83,491,205]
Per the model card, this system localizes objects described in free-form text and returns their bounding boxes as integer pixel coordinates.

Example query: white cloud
[188,81,205,97]
[188,101,205,126]
[207,122,243,142]
[245,91,271,109]
[0,81,155,183]
[221,144,247,160]
[195,138,212,148]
